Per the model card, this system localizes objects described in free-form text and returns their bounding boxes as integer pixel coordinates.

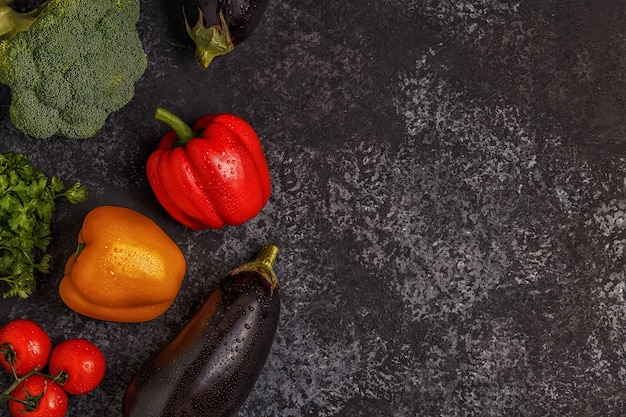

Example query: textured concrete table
[1,0,626,416]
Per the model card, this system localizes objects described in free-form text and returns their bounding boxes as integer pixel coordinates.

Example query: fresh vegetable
[8,374,68,417]
[122,244,281,417]
[59,205,187,322]
[0,0,147,139]
[0,153,86,299]
[0,319,51,377]
[48,339,106,395]
[183,0,270,68]
[147,107,271,230]
[0,319,106,416]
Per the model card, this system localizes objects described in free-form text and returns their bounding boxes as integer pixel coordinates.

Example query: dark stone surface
[1,0,626,416]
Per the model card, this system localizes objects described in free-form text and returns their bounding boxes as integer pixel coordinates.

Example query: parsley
[0,153,86,299]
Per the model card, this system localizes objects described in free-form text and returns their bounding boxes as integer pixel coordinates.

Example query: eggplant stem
[230,244,280,292]
[254,244,280,292]
[256,244,278,269]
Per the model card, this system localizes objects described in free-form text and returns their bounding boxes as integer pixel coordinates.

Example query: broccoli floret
[0,0,147,139]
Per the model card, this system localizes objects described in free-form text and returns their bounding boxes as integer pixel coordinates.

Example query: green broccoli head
[0,0,147,139]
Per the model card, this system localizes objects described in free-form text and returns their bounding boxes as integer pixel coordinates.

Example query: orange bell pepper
[59,206,187,322]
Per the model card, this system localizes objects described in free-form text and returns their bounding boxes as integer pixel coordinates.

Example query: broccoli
[0,0,147,139]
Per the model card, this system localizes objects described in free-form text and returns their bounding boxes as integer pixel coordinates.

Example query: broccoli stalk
[0,0,46,39]
[0,0,147,139]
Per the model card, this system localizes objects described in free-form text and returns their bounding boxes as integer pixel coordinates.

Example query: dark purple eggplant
[122,244,281,417]
[182,0,270,69]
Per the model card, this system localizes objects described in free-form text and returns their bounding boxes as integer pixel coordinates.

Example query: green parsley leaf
[0,153,87,298]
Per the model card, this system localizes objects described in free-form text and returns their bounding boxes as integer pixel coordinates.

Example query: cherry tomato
[8,374,68,417]
[48,338,106,395]
[0,319,51,377]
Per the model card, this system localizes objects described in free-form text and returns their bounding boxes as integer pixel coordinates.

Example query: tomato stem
[0,366,39,402]
[10,381,46,411]
[51,370,68,385]
[0,343,19,379]
[0,364,60,405]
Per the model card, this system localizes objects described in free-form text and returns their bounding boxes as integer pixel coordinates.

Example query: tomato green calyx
[0,343,17,377]
[0,344,47,382]
[10,381,47,411]
[155,107,196,147]
[51,371,69,386]
[0,343,65,404]
[0,365,46,402]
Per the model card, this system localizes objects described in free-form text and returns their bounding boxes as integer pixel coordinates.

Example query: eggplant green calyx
[230,244,280,293]
[184,8,234,69]
[154,107,196,146]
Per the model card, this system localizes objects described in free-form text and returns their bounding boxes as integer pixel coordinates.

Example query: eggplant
[122,244,281,417]
[183,0,270,69]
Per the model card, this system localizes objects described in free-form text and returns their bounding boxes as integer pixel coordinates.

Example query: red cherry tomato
[48,338,106,395]
[0,319,51,377]
[8,374,68,417]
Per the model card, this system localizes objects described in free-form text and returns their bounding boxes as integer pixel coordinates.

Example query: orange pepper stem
[75,242,86,258]
[154,107,196,146]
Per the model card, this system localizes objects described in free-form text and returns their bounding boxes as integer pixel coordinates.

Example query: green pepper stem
[154,107,196,146]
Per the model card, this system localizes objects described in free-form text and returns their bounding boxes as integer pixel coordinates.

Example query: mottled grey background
[1,0,626,416]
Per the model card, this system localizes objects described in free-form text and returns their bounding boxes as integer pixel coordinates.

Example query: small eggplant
[122,244,281,417]
[182,0,270,69]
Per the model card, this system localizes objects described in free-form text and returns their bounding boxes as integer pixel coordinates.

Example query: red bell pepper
[146,107,271,230]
